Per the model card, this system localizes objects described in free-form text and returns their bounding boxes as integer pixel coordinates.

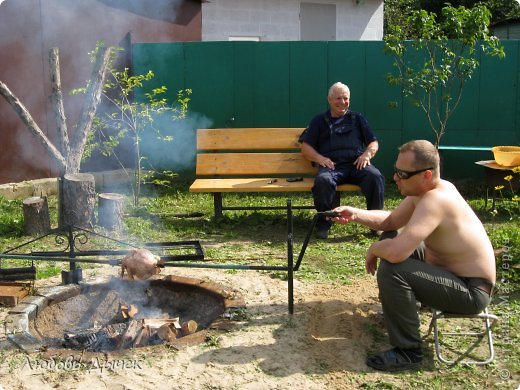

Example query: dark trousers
[312,164,385,231]
[376,231,492,349]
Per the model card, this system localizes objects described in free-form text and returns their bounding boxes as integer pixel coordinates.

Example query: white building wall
[202,0,384,41]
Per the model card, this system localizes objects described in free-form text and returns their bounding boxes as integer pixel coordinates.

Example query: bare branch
[0,80,67,172]
[49,47,70,160]
[69,45,113,172]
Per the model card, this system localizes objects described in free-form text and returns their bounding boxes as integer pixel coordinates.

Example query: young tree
[384,4,505,147]
[75,46,191,206]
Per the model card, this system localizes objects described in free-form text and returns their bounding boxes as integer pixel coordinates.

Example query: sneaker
[315,229,329,239]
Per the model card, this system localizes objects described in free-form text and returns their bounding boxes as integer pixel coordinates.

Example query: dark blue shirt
[302,110,377,164]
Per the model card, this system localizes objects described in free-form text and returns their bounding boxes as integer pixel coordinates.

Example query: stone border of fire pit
[4,274,246,354]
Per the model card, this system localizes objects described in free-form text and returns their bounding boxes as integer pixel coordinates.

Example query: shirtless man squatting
[331,139,496,372]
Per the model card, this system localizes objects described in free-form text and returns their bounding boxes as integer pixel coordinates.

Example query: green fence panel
[233,42,258,128]
[132,40,520,181]
[252,42,291,127]
[289,41,329,127]
[327,41,367,113]
[184,42,234,127]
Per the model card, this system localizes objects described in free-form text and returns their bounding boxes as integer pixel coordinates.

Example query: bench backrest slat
[196,153,317,175]
[197,128,304,150]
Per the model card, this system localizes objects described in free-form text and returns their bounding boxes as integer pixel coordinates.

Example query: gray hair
[328,82,350,97]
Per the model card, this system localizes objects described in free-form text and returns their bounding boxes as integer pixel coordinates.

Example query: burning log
[134,325,152,347]
[63,316,198,351]
[182,320,198,335]
[63,322,128,351]
[121,248,163,280]
[157,323,178,342]
[62,301,198,351]
[143,317,180,328]
[118,319,144,349]
[120,303,139,319]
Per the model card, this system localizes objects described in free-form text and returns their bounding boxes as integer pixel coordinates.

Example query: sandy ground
[0,264,397,390]
[0,264,482,390]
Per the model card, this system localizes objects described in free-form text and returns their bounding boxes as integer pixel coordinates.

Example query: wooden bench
[189,128,361,217]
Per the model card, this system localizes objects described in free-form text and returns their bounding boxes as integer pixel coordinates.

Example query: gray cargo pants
[376,231,493,349]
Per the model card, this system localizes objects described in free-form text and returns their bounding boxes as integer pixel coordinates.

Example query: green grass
[0,178,518,388]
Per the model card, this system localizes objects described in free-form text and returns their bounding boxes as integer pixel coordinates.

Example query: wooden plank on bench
[190,178,360,193]
[197,128,304,150]
[196,152,316,175]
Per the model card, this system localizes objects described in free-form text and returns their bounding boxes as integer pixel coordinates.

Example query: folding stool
[425,308,498,365]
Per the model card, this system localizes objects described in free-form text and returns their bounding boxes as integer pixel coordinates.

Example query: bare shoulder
[422,180,458,202]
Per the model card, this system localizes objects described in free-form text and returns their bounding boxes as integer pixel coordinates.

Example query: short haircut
[399,140,440,170]
[328,82,350,97]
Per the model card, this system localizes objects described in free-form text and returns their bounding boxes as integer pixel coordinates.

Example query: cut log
[143,317,180,329]
[118,319,144,349]
[59,173,96,229]
[157,323,178,342]
[23,196,51,236]
[120,303,139,319]
[98,192,124,231]
[134,325,152,347]
[181,320,198,336]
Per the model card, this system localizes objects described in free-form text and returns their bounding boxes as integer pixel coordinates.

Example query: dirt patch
[0,265,410,389]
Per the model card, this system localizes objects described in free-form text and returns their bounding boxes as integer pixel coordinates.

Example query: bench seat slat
[190,178,361,193]
[196,153,317,175]
[197,128,304,150]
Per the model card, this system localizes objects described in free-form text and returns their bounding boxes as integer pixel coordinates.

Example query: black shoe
[366,347,423,372]
[370,229,383,237]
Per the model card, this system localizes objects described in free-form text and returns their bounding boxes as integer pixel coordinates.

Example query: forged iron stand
[1,200,316,314]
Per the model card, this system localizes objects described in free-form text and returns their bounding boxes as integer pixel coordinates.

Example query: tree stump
[23,196,51,236]
[60,173,96,229]
[98,192,124,231]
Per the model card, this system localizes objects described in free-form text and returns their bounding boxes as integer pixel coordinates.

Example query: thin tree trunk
[68,46,113,173]
[0,80,67,172]
[49,47,69,164]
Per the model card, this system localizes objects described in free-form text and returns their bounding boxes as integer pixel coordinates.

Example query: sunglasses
[394,166,433,180]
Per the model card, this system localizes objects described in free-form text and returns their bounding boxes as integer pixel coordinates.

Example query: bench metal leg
[213,193,223,218]
[286,200,294,315]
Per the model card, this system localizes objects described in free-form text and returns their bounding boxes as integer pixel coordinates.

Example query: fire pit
[6,275,244,353]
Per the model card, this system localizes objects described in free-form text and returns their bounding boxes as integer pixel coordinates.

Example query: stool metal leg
[427,308,498,365]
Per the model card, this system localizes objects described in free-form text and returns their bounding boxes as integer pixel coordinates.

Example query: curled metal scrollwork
[54,232,71,253]
[72,232,89,252]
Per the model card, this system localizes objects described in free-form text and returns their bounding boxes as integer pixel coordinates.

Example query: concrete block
[7,332,43,352]
[36,284,81,304]
[5,313,29,334]
[8,296,48,320]
[31,178,58,197]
